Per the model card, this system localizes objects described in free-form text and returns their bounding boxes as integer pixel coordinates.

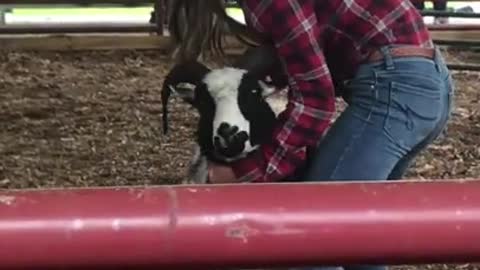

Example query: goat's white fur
[203,68,256,160]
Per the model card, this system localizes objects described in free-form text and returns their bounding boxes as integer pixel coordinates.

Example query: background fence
[0,0,479,70]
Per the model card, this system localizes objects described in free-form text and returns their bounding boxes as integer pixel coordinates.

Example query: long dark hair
[167,0,268,62]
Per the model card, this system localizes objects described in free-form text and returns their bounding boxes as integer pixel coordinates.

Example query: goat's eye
[251,89,258,94]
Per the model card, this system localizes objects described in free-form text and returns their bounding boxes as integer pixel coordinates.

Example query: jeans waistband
[357,44,448,75]
[365,45,435,65]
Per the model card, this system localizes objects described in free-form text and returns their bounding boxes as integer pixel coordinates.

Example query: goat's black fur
[232,44,288,90]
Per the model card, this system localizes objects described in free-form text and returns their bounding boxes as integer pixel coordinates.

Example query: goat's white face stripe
[202,67,257,157]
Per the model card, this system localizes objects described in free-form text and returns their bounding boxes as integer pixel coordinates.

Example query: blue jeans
[283,45,454,270]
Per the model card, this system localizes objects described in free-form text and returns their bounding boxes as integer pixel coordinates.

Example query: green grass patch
[11,7,153,16]
[226,7,243,17]
[424,1,474,9]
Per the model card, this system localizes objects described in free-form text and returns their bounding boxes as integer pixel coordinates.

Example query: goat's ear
[258,80,277,98]
[168,83,196,105]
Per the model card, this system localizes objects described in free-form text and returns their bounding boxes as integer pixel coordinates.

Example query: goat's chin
[213,145,259,163]
[212,152,242,163]
[182,143,261,185]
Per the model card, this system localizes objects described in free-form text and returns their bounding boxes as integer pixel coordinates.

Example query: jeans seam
[329,99,375,179]
[436,78,454,138]
[329,70,378,178]
[382,81,410,153]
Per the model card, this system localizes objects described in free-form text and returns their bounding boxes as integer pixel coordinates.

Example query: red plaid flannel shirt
[230,0,433,182]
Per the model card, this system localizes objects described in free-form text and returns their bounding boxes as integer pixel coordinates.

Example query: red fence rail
[1,180,480,269]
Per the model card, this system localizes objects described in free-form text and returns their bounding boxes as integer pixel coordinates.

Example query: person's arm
[229,0,336,182]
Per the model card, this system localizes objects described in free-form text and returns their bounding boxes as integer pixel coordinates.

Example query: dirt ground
[0,47,479,269]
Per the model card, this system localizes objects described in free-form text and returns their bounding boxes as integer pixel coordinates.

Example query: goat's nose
[214,122,249,158]
[218,122,239,138]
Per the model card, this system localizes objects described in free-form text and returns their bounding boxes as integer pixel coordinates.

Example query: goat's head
[162,45,285,163]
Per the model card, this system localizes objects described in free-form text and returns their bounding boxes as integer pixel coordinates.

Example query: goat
[161,44,288,184]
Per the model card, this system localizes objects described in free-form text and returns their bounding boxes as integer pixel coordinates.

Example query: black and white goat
[161,45,288,184]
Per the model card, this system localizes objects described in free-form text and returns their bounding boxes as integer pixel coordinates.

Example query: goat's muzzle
[213,122,250,160]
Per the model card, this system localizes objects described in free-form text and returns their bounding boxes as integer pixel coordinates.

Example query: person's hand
[207,161,237,184]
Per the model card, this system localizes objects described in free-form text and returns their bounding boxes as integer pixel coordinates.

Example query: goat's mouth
[211,140,259,164]
[212,151,246,163]
[212,129,250,159]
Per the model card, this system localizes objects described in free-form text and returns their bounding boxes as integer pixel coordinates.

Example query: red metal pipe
[1,180,480,269]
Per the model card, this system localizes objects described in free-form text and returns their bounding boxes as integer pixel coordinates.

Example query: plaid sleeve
[230,0,336,182]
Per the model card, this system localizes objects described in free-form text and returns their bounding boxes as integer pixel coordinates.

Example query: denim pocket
[382,79,443,150]
[344,78,377,119]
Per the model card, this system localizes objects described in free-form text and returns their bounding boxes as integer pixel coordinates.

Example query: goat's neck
[204,151,232,165]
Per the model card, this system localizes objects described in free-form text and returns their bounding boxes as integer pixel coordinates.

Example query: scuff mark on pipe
[226,224,259,243]
[164,187,179,255]
[167,187,179,231]
[72,219,84,230]
[112,219,121,231]
[0,195,15,206]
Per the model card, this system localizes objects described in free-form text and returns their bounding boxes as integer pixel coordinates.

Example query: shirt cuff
[230,145,273,183]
